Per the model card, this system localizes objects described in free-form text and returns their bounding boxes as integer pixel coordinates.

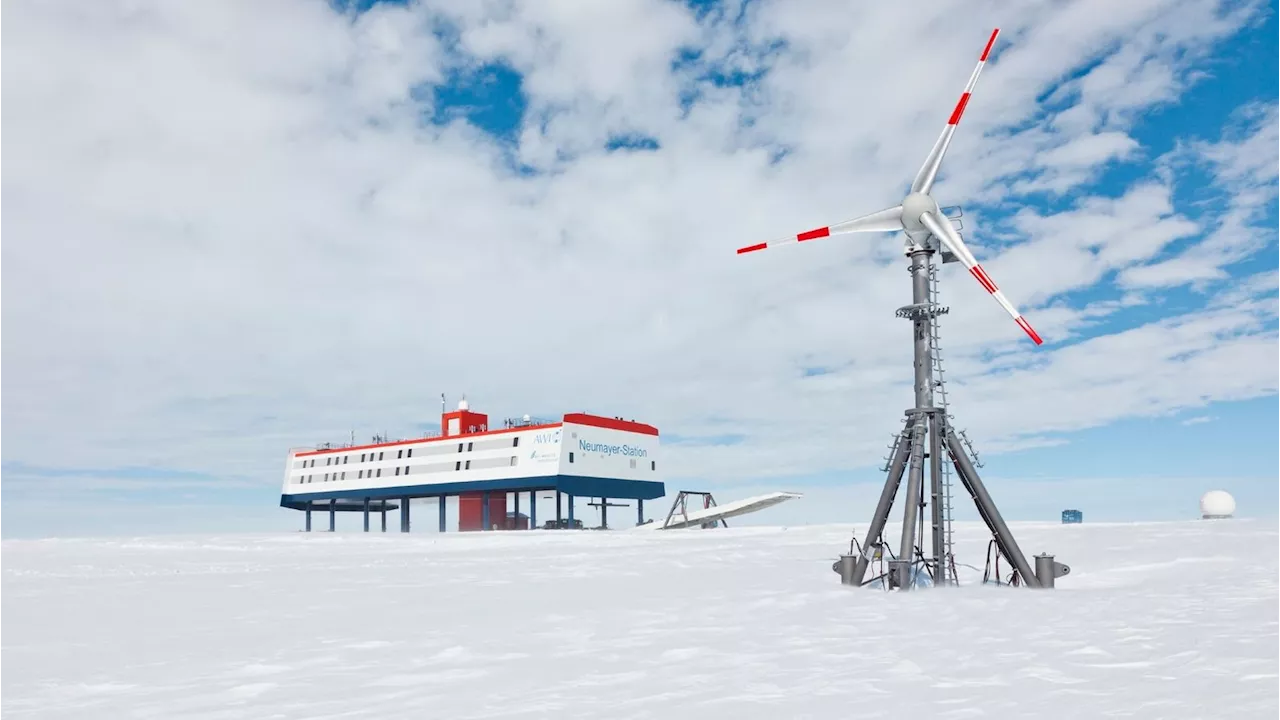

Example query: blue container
[1061,509,1082,524]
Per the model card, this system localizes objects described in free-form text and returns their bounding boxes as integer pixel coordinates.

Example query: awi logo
[534,429,562,445]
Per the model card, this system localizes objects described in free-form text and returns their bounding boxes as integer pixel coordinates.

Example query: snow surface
[3,519,1277,718]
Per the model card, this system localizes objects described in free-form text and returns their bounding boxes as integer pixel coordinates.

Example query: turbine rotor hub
[900,192,938,232]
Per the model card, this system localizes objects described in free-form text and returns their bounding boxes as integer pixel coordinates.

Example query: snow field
[2,518,1276,718]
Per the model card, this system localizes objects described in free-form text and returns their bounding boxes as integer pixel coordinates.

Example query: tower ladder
[927,261,959,584]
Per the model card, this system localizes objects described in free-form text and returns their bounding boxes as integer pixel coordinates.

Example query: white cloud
[1,0,1275,500]
[1121,103,1280,288]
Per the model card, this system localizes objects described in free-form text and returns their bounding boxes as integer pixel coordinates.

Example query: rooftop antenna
[736,28,1066,591]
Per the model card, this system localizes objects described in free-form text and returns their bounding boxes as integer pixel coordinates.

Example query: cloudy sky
[2,0,1277,537]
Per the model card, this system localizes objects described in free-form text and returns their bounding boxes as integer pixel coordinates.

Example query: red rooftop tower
[442,396,489,436]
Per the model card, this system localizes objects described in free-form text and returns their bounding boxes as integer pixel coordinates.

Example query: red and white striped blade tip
[1015,317,1044,345]
[736,226,831,254]
[948,28,1001,127]
[967,264,1044,346]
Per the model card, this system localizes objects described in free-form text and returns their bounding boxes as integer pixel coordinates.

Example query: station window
[324,473,330,481]
[407,448,413,458]
[376,469,381,477]
[467,442,473,452]
[509,456,517,466]
[651,461,656,471]
[465,460,471,470]
[397,449,403,459]
[512,437,519,448]
[378,452,384,461]
[358,470,364,479]
[404,465,410,475]
[341,472,346,480]
[457,443,464,453]
[455,461,461,471]
[569,452,575,463]
[629,459,637,469]
[343,456,348,464]
[361,453,366,462]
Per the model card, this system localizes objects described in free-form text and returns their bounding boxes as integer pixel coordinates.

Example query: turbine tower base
[839,246,1063,591]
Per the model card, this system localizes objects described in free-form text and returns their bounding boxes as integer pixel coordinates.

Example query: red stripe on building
[737,243,767,254]
[563,413,660,436]
[295,423,563,457]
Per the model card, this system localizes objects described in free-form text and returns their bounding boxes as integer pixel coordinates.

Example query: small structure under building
[1061,509,1083,524]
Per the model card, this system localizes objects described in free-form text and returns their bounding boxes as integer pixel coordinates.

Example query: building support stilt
[305,506,312,532]
[530,490,537,528]
[328,499,336,532]
[438,495,447,533]
[568,495,575,527]
[637,499,644,526]
[601,497,609,529]
[363,498,370,532]
[482,491,491,530]
[400,497,410,533]
[381,500,387,532]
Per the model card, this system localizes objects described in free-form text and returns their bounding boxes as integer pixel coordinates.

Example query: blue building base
[283,474,665,534]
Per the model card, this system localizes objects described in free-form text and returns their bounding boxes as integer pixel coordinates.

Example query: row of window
[295,455,523,484]
[296,436,523,470]
[563,452,656,472]
[293,452,658,485]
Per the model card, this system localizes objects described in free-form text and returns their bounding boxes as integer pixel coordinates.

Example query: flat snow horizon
[3,519,1277,718]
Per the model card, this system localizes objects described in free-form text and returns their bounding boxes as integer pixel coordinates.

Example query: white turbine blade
[910,29,1000,196]
[737,205,904,254]
[918,210,1043,345]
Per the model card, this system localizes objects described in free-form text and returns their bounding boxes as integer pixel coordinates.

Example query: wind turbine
[737,28,1066,591]
[737,28,1042,347]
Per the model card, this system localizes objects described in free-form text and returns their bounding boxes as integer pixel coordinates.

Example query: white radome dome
[1199,490,1236,519]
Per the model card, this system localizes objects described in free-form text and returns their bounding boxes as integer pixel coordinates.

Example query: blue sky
[2,0,1277,538]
